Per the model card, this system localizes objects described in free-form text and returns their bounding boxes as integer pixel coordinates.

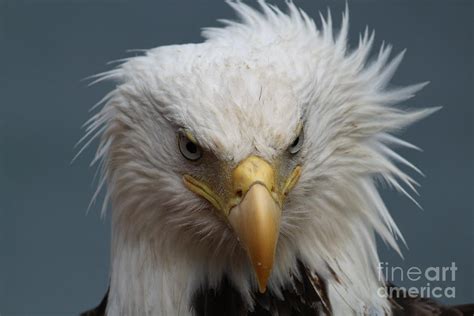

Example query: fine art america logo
[377,262,458,299]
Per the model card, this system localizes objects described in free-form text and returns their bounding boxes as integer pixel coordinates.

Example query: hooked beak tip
[256,268,270,293]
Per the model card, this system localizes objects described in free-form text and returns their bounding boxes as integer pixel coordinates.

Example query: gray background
[0,0,472,314]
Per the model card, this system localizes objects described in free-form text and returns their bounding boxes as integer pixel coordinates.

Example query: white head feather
[81,1,436,315]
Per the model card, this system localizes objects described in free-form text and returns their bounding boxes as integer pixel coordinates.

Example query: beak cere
[227,156,281,293]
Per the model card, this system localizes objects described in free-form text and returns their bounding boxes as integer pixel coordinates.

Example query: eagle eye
[179,133,202,161]
[288,129,304,154]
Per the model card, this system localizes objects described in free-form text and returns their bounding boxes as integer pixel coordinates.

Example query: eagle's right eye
[178,133,202,161]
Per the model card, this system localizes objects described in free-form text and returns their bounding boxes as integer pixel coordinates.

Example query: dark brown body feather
[81,263,473,316]
[387,284,474,316]
[191,261,331,316]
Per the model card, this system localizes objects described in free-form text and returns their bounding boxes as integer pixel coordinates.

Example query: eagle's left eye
[179,133,202,161]
[288,129,304,154]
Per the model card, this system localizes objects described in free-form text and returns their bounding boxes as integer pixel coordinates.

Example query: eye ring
[288,129,304,154]
[178,133,203,161]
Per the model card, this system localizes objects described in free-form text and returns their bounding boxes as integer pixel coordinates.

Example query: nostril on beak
[236,189,243,198]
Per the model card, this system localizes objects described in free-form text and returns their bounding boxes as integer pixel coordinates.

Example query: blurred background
[0,0,472,314]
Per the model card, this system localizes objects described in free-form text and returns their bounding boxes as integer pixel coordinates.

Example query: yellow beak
[183,155,301,293]
[228,156,281,293]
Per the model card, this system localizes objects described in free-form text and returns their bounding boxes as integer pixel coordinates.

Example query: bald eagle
[80,1,473,315]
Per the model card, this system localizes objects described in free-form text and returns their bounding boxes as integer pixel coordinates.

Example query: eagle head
[82,1,436,314]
